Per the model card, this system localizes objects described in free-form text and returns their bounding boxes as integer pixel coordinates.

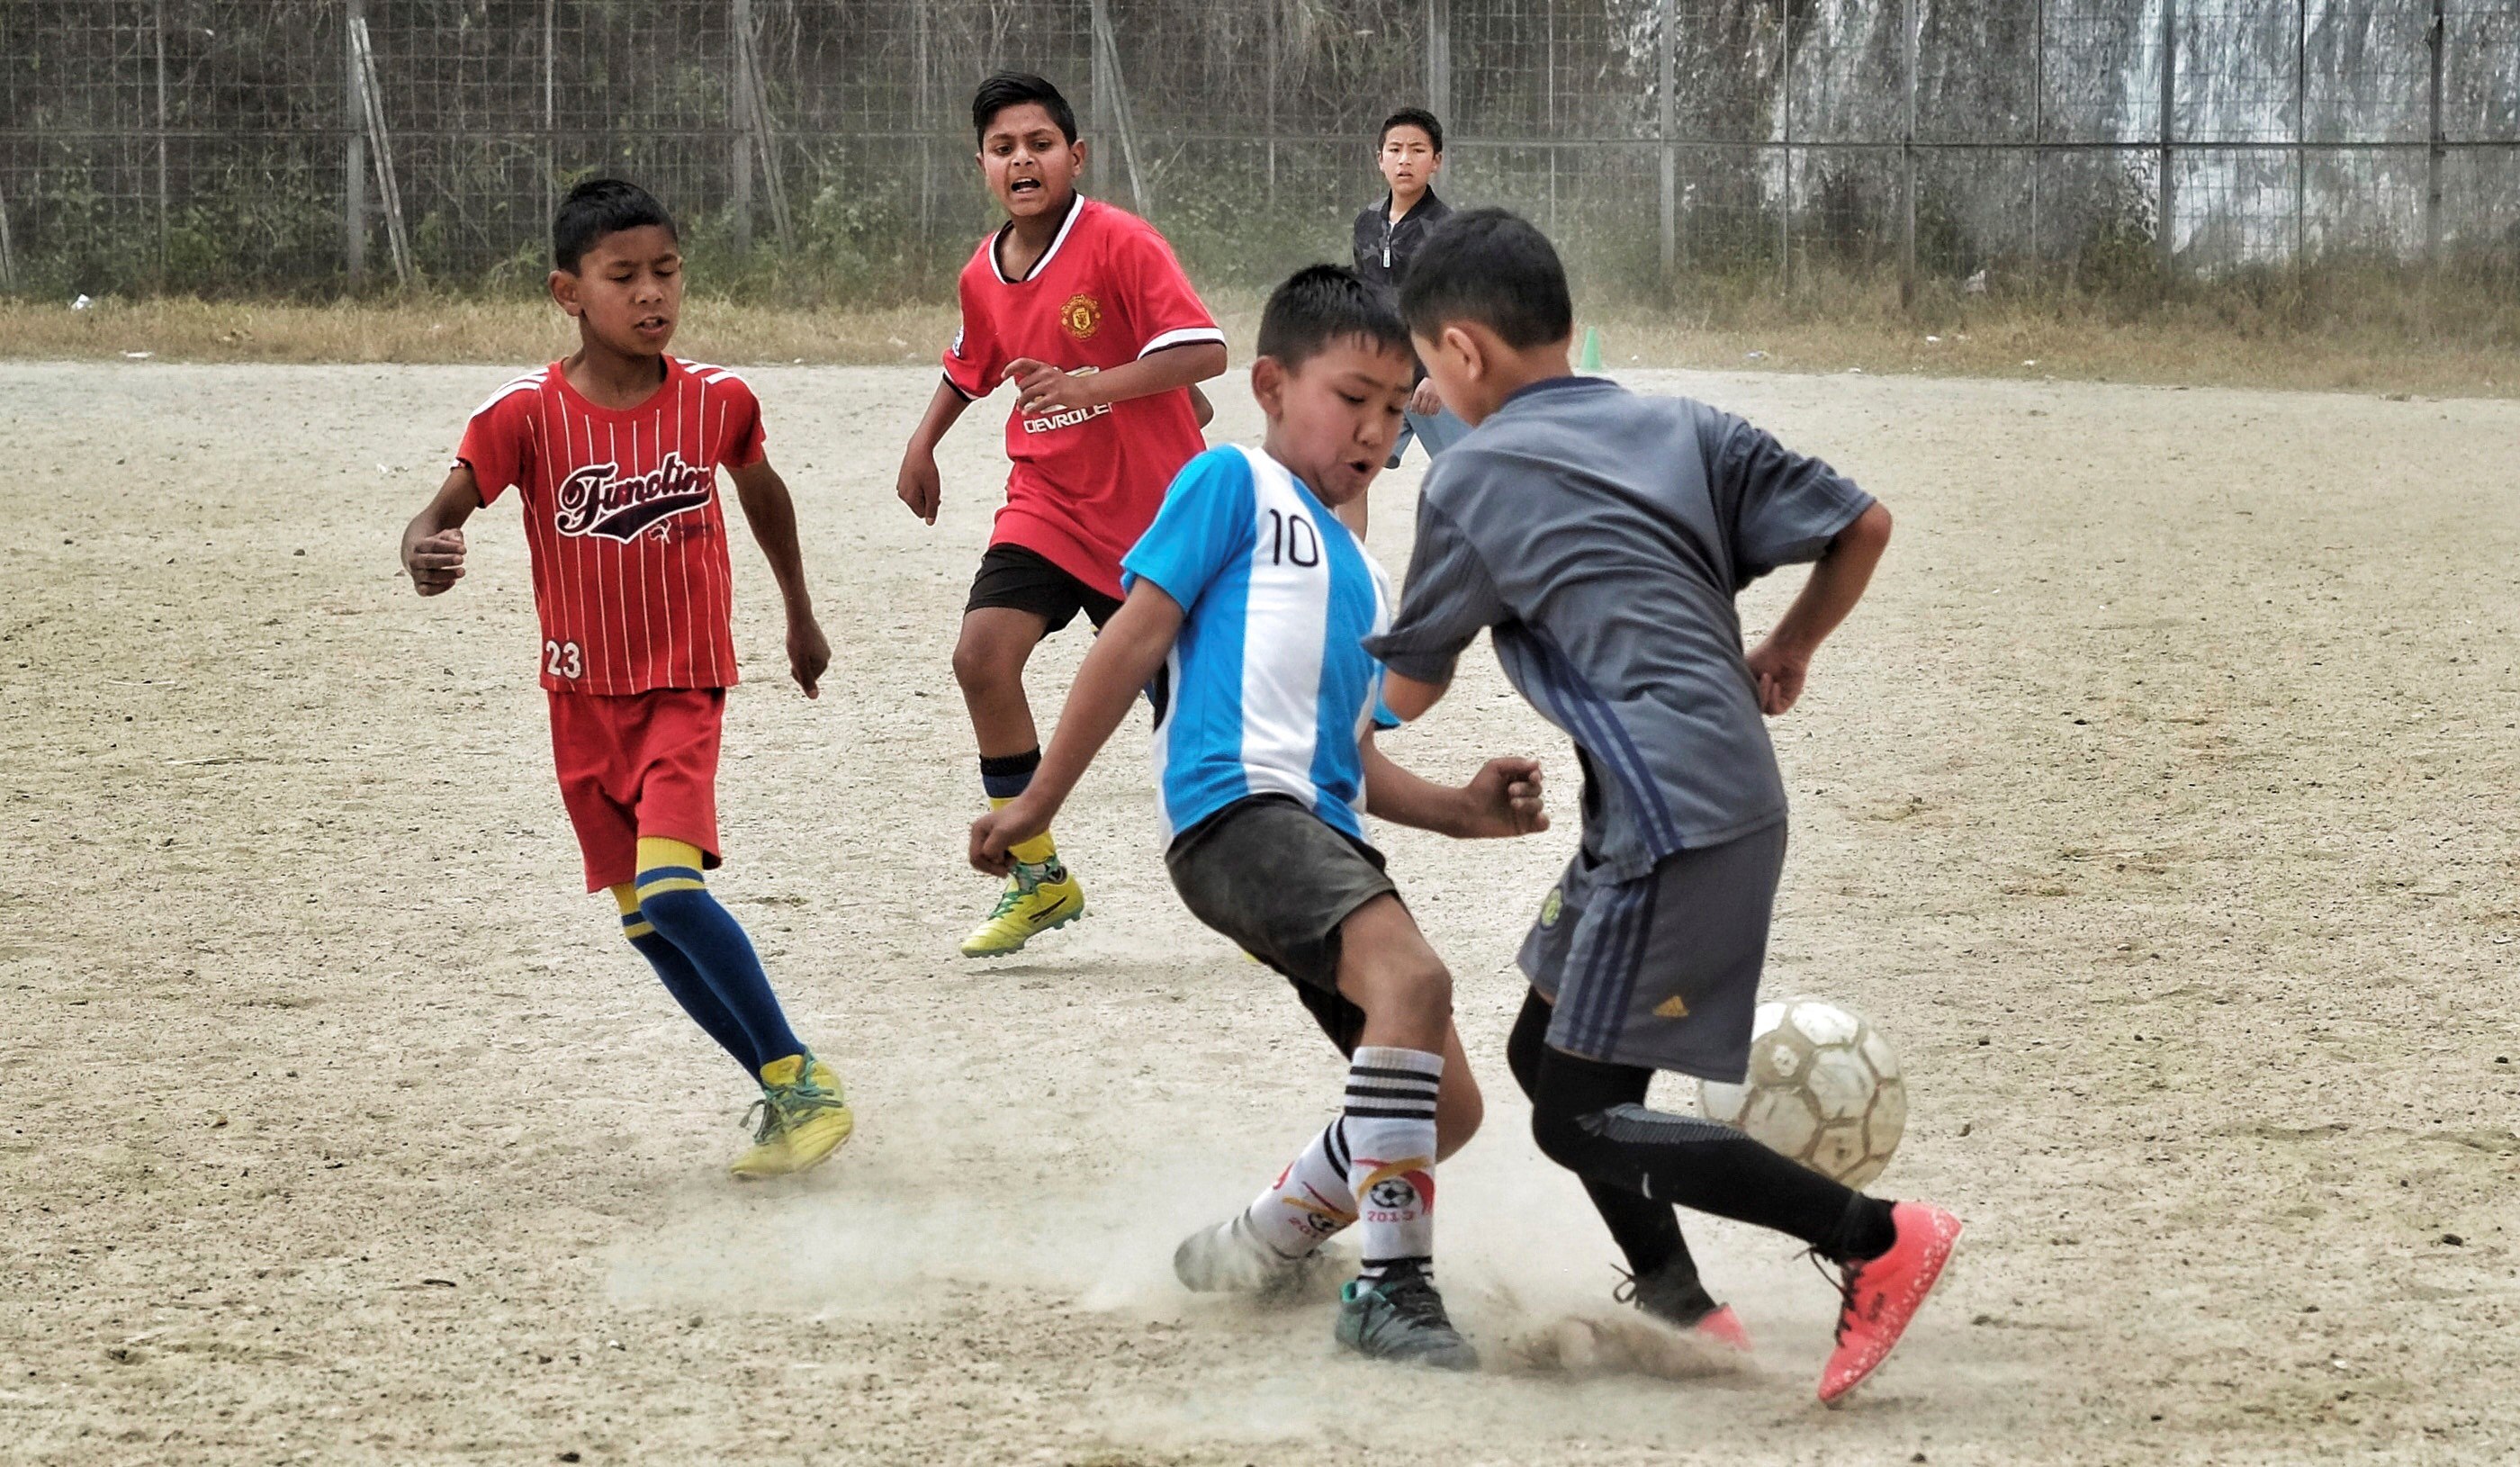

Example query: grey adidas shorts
[1517,822,1789,1084]
[1165,795,1399,1054]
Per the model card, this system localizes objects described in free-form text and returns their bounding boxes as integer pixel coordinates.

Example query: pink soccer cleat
[1817,1201,1963,1406]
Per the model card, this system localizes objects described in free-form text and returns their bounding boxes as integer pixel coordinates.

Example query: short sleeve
[1110,220,1224,359]
[1363,493,1512,685]
[1120,447,1256,610]
[709,373,768,469]
[942,264,1003,400]
[1700,409,1874,586]
[454,379,537,506]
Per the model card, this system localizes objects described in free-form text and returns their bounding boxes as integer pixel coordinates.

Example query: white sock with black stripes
[1240,1120,1358,1262]
[1340,1045,1444,1282]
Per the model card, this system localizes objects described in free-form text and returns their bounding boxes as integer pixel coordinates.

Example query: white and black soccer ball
[1697,997,1905,1187]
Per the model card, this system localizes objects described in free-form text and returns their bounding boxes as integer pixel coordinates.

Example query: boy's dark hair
[552,177,676,273]
[972,72,1078,147]
[1397,208,1572,349]
[1378,107,1444,154]
[1256,264,1412,372]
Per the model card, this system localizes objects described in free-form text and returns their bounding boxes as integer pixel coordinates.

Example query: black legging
[1508,988,1889,1264]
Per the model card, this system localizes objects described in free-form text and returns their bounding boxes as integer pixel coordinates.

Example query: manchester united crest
[1060,292,1102,340]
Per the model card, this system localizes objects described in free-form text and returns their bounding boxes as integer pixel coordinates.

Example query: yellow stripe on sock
[634,836,711,899]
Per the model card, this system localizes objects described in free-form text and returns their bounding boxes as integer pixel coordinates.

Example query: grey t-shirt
[1365,376,1874,879]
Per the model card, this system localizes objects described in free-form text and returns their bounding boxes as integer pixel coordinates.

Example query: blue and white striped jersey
[1120,444,1396,846]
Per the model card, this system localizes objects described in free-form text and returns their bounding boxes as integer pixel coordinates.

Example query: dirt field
[4,359,2516,1466]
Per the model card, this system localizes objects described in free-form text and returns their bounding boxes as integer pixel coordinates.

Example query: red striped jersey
[454,356,763,694]
[944,194,1222,599]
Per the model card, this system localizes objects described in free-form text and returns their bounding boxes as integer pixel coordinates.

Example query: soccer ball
[1697,998,1904,1187]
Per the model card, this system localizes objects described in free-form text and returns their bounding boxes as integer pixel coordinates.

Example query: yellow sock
[988,796,1059,868]
[634,836,709,901]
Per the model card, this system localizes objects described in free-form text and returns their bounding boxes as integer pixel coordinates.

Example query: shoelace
[986,860,1060,918]
[1609,1267,1642,1307]
[1378,1271,1454,1328]
[744,1068,846,1142]
[773,1070,846,1120]
[1807,1247,1862,1344]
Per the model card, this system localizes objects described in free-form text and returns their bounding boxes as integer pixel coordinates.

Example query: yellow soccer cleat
[958,859,1085,958]
[730,1053,855,1180]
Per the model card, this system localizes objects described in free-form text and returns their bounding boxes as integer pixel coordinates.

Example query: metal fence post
[1089,0,1111,144]
[2293,0,2306,260]
[1779,0,1793,295]
[729,0,753,256]
[155,0,170,287]
[1264,0,1279,206]
[914,0,932,265]
[1900,0,1917,307]
[2426,0,2445,265]
[1658,0,1675,282]
[2031,0,2043,270]
[345,0,367,291]
[2158,0,2176,275]
[1426,0,1450,122]
[542,0,556,236]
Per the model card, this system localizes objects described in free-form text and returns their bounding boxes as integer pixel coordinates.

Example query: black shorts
[1164,795,1398,1055]
[965,544,1121,634]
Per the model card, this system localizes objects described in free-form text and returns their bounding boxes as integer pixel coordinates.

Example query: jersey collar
[989,192,1086,285]
[1498,374,1614,412]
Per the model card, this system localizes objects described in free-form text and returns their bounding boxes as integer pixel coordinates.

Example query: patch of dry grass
[1598,266,2520,398]
[4,274,2515,400]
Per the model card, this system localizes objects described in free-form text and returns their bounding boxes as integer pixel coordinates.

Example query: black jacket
[1352,188,1453,301]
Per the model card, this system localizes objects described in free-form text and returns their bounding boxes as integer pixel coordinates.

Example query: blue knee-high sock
[635,872,806,1074]
[622,908,760,1074]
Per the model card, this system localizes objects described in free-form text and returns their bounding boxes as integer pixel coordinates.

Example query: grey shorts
[1165,795,1399,1054]
[1517,822,1789,1084]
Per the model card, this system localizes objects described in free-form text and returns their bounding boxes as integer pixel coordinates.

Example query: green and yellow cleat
[959,859,1084,958]
[730,1053,855,1180]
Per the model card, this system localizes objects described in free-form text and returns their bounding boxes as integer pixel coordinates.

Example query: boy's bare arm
[968,582,1186,873]
[1361,737,1548,840]
[400,467,482,596]
[896,377,974,525]
[1004,342,1227,418]
[1745,500,1893,716]
[726,456,831,698]
[1381,670,1450,723]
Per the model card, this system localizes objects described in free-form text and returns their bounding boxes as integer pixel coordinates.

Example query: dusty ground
[2,360,2516,1466]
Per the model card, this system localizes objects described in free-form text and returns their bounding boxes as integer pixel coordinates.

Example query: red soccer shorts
[546,688,725,892]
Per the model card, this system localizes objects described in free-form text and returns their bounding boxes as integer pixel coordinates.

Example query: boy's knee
[1529,1098,1589,1171]
[951,623,1030,694]
[1363,953,1450,1026]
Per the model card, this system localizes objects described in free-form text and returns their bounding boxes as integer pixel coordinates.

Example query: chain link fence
[4,0,2516,301]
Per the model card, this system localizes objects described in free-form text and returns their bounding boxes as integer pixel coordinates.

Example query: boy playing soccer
[1372,210,1962,1405]
[399,178,852,1181]
[969,266,1548,1368]
[896,71,1228,958]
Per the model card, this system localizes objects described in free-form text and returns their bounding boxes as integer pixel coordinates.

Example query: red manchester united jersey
[943,194,1222,598]
[454,356,764,694]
